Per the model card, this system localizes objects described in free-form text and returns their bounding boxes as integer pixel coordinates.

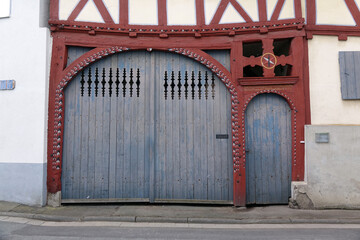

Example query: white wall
[0,0,50,206]
[308,36,360,125]
[0,0,49,164]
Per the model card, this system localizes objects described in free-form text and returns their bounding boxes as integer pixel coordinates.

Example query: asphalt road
[0,218,359,240]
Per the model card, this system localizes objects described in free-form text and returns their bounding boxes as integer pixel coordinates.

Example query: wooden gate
[245,93,292,204]
[61,50,233,203]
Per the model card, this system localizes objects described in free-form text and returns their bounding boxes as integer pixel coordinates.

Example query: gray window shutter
[339,51,360,100]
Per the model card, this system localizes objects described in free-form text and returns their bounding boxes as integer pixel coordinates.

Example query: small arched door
[61,49,233,204]
[245,93,292,204]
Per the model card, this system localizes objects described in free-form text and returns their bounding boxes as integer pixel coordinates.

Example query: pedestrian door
[245,93,292,204]
[62,50,233,203]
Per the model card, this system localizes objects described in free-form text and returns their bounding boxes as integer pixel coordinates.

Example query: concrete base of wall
[47,191,61,207]
[0,163,47,206]
[291,125,360,209]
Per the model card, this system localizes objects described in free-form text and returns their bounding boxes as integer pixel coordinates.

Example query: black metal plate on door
[216,134,229,139]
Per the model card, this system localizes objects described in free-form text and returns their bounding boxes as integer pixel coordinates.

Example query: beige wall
[308,36,360,125]
[58,0,297,25]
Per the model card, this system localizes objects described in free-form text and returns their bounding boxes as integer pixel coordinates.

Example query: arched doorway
[245,93,292,204]
[61,50,233,203]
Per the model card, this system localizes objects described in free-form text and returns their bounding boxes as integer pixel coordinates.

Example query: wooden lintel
[238,76,299,86]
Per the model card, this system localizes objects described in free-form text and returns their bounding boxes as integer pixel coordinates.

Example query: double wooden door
[62,50,233,203]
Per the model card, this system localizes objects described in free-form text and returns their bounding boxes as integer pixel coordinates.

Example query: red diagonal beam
[68,0,89,21]
[270,0,285,21]
[344,0,360,26]
[210,0,231,24]
[229,0,253,22]
[93,0,114,24]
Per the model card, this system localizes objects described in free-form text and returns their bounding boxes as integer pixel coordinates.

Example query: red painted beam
[158,0,167,26]
[196,0,206,26]
[294,0,302,19]
[93,0,115,24]
[229,0,253,22]
[68,0,88,21]
[270,0,285,21]
[210,0,231,24]
[306,0,316,25]
[49,0,59,21]
[120,0,128,25]
[258,0,267,22]
[344,0,360,26]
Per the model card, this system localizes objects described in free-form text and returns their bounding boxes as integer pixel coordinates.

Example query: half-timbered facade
[0,0,359,208]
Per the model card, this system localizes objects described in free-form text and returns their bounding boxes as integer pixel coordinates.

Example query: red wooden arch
[47,46,244,205]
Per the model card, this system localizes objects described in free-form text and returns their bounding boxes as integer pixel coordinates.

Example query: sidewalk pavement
[0,201,359,224]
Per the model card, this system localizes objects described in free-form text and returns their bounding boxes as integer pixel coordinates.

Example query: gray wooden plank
[129,52,139,198]
[353,52,360,99]
[122,54,132,198]
[71,69,83,199]
[109,55,119,199]
[206,70,216,200]
[199,69,208,200]
[149,51,156,202]
[186,70,195,200]
[179,66,188,200]
[172,54,181,199]
[87,67,97,199]
[79,69,90,199]
[115,54,126,199]
[67,47,93,67]
[213,72,222,201]
[62,75,76,199]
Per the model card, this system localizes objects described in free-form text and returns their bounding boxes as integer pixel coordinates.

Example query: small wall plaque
[216,134,229,139]
[315,133,329,143]
[0,80,15,90]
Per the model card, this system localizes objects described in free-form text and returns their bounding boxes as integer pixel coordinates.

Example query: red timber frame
[47,0,309,206]
[306,0,360,40]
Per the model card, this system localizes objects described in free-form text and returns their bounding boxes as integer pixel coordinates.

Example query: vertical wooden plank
[129,52,139,198]
[79,68,90,199]
[179,62,188,200]
[122,53,132,198]
[199,69,208,200]
[173,54,181,199]
[109,55,118,199]
[136,52,147,198]
[62,77,76,199]
[186,64,195,200]
[344,52,354,99]
[72,66,83,199]
[164,54,172,199]
[87,66,97,199]
[149,51,156,202]
[354,52,360,100]
[155,51,166,199]
[206,70,216,200]
[115,53,126,199]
